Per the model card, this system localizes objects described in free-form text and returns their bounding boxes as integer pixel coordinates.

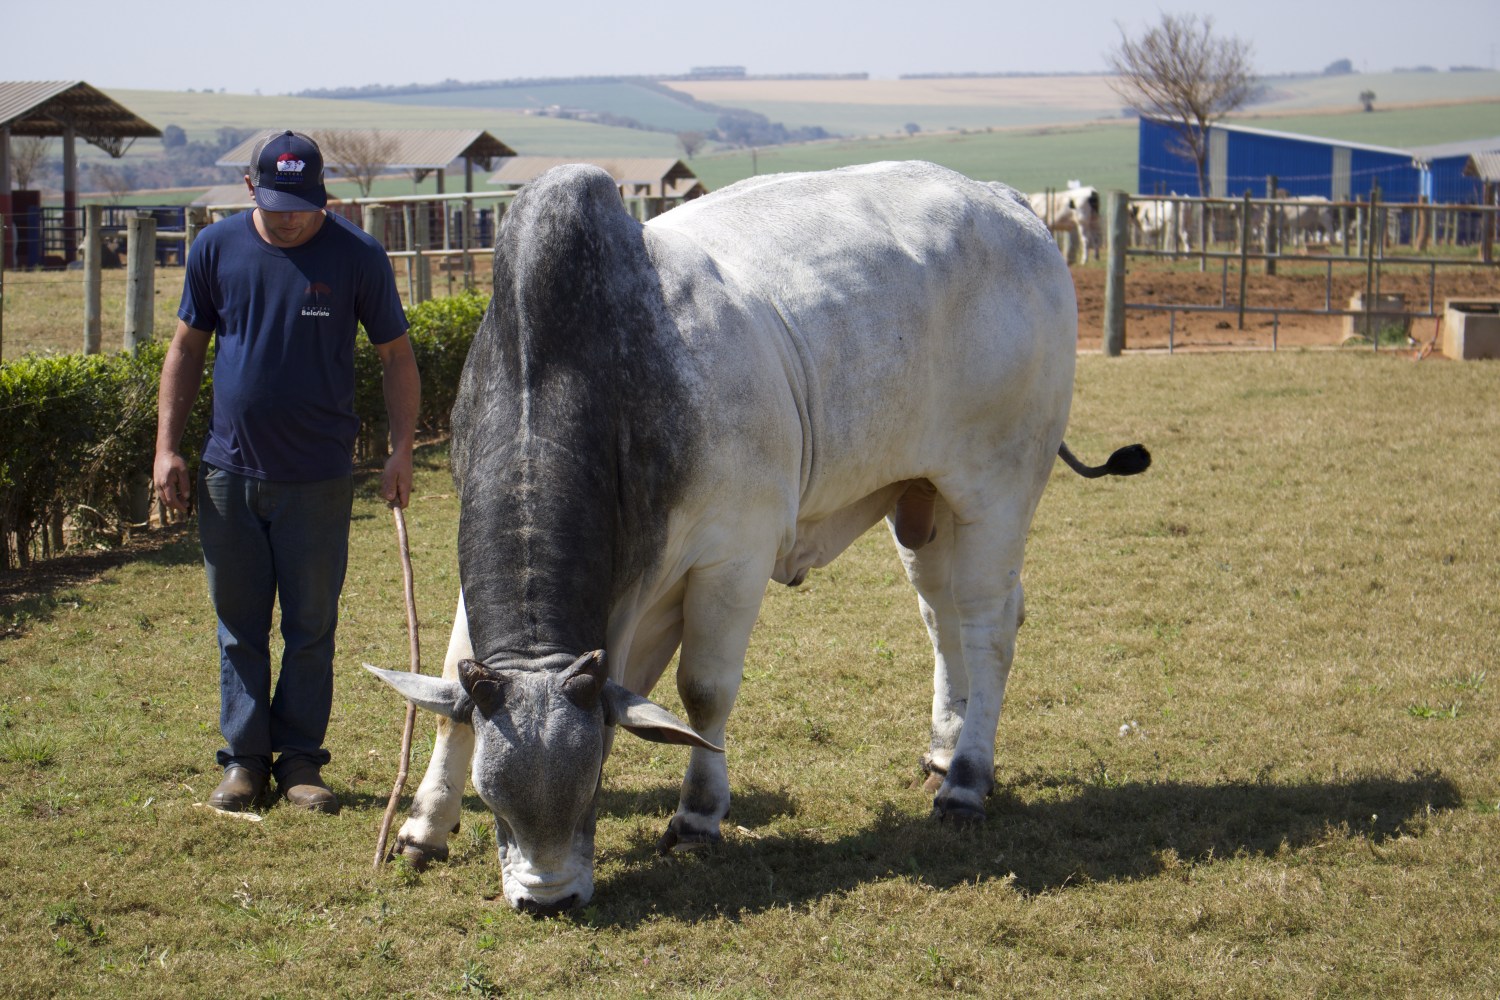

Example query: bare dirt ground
[1070,258,1498,353]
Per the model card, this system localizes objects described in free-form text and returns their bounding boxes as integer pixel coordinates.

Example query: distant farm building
[0,80,160,266]
[1137,116,1500,204]
[489,157,706,201]
[217,128,516,193]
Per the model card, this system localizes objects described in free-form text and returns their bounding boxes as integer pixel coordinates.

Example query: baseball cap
[248,129,328,212]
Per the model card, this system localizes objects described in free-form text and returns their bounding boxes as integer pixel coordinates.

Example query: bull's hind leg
[894,492,1031,823]
[393,592,476,867]
[891,495,966,790]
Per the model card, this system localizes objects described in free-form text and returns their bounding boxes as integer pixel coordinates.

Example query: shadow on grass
[584,770,1462,926]
[0,440,453,623]
[0,522,201,620]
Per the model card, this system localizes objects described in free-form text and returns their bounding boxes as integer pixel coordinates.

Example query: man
[154,129,420,815]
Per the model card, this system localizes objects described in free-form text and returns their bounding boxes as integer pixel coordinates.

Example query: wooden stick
[373,504,421,870]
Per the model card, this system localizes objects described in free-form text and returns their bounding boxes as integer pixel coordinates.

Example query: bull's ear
[601,681,723,753]
[363,664,473,722]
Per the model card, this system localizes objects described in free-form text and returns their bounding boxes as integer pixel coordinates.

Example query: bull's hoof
[929,756,995,825]
[656,818,722,856]
[392,836,448,870]
[931,799,988,825]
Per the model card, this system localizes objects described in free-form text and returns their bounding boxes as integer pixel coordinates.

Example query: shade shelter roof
[488,157,702,197]
[0,80,160,155]
[218,128,517,186]
[1465,151,1500,184]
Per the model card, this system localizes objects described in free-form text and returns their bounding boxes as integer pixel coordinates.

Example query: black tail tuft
[1057,441,1152,479]
[1103,444,1151,477]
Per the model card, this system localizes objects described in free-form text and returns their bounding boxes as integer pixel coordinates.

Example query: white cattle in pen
[367,160,1150,915]
[1129,197,1194,252]
[1279,195,1339,246]
[1027,184,1101,264]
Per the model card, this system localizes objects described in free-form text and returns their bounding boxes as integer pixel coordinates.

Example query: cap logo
[276,153,307,179]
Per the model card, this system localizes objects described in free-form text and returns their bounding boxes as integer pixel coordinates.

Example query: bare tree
[10,136,52,190]
[677,130,706,159]
[315,129,398,197]
[92,164,134,205]
[1107,13,1256,199]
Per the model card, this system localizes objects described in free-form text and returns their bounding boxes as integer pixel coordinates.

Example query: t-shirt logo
[276,154,307,181]
[301,281,333,318]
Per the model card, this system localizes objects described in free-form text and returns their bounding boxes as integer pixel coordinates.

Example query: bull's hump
[455,164,697,662]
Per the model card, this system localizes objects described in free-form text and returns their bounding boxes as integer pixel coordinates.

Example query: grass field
[1,351,1498,997]
[370,82,722,134]
[687,121,1139,197]
[92,88,683,165]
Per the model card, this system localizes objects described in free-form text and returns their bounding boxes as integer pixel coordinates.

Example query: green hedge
[0,292,488,570]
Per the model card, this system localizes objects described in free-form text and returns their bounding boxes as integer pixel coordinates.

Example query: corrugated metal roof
[0,80,159,147]
[192,183,254,208]
[488,157,699,194]
[1409,136,1500,163]
[217,128,516,171]
[1209,119,1415,158]
[1465,151,1500,183]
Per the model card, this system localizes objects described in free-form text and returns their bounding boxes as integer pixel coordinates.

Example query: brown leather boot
[279,765,340,815]
[208,765,269,812]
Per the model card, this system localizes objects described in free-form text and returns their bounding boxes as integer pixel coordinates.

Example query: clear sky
[7,0,1498,94]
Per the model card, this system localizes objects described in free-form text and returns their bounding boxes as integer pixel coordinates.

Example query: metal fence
[1101,190,1500,355]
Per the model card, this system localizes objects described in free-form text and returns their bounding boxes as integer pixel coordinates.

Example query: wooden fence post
[185,206,208,258]
[123,213,157,353]
[83,205,103,354]
[462,196,475,291]
[1238,191,1252,330]
[1264,175,1278,276]
[1103,190,1128,357]
[414,205,432,303]
[363,204,387,246]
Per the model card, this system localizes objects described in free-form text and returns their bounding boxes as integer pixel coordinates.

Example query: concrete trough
[1443,299,1500,361]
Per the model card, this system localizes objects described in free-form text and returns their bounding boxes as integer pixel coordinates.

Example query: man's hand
[380,451,414,509]
[154,450,193,512]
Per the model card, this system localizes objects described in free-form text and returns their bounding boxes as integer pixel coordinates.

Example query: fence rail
[1102,190,1499,355]
[1,188,696,359]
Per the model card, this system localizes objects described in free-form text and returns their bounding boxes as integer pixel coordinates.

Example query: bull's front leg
[655,559,767,853]
[393,593,475,867]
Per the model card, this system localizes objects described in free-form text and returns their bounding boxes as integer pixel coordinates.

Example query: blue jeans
[198,463,353,782]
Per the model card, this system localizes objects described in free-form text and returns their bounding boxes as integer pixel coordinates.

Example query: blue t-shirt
[178,210,409,481]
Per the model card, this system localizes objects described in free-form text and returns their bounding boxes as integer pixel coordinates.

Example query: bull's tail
[1058,441,1151,479]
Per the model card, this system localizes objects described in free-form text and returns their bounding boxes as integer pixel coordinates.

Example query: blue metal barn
[1137,116,1499,204]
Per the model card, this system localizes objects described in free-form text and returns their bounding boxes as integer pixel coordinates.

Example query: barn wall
[1348,147,1420,201]
[1220,129,1333,198]
[1135,117,1481,204]
[1137,117,1203,196]
[1428,154,1485,203]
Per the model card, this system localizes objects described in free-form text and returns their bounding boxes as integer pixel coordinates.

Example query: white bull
[1027,185,1101,264]
[368,161,1149,914]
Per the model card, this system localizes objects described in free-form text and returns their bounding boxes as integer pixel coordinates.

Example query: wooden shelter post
[63,124,78,263]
